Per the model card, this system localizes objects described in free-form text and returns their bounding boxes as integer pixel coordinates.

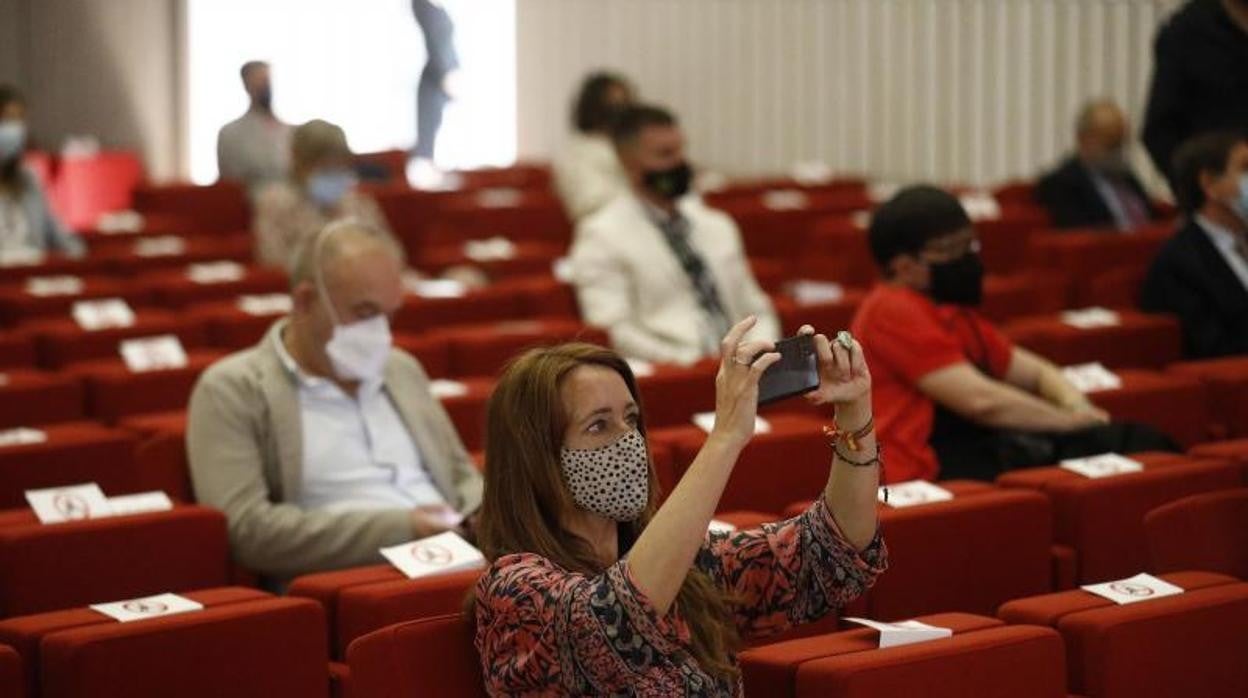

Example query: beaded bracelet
[834,442,883,468]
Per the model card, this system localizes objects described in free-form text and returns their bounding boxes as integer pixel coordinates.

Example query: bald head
[289,218,404,290]
[1076,100,1131,174]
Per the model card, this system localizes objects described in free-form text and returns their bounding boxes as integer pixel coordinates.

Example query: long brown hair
[474,342,742,678]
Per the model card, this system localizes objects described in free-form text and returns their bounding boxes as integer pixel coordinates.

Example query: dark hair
[0,83,26,190]
[868,185,972,273]
[572,72,632,134]
[609,104,677,148]
[1171,130,1248,215]
[239,60,268,84]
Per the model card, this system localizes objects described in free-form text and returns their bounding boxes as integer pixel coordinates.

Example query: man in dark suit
[1142,0,1248,187]
[1141,131,1248,359]
[1035,100,1160,231]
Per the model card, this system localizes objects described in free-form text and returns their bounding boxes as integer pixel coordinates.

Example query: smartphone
[757,334,820,406]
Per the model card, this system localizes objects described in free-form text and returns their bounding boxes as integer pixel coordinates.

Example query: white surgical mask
[1231,173,1248,224]
[313,231,392,383]
[560,429,650,522]
[0,121,25,162]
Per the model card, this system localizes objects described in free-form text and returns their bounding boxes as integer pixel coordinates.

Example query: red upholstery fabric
[718,190,872,261]
[0,643,21,698]
[66,351,225,423]
[1083,369,1211,447]
[633,360,718,429]
[53,152,143,230]
[0,505,230,617]
[1052,544,1079,591]
[505,276,580,320]
[1081,266,1146,309]
[40,596,329,698]
[997,454,1245,583]
[455,163,552,191]
[335,569,482,658]
[806,216,875,287]
[1145,489,1248,579]
[347,613,485,698]
[390,334,451,379]
[0,257,110,285]
[368,187,446,258]
[999,573,1248,698]
[287,564,404,657]
[863,481,1053,619]
[978,272,1070,324]
[26,312,208,369]
[116,410,191,502]
[435,378,493,451]
[436,320,608,378]
[1168,357,1248,439]
[1002,310,1182,370]
[391,286,528,335]
[741,612,1004,698]
[0,422,139,509]
[424,191,570,249]
[0,370,85,428]
[95,236,253,275]
[187,301,285,351]
[974,206,1051,274]
[131,182,250,235]
[0,277,147,327]
[133,266,287,309]
[794,624,1066,698]
[0,586,268,698]
[772,291,866,336]
[658,415,831,514]
[1188,439,1248,481]
[421,241,565,281]
[0,331,36,369]
[1029,228,1170,284]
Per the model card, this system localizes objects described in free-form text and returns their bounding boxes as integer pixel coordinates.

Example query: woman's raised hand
[799,325,872,409]
[710,316,780,448]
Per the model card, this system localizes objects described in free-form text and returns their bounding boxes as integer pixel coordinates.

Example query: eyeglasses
[921,234,981,261]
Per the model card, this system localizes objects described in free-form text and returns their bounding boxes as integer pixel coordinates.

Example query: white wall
[517,0,1187,187]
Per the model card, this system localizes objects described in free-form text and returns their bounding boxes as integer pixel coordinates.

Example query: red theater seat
[455,163,551,191]
[133,266,287,309]
[805,216,875,287]
[0,505,230,617]
[433,378,493,452]
[978,272,1070,324]
[973,207,1051,275]
[0,643,20,698]
[288,565,404,659]
[390,334,452,379]
[333,569,482,658]
[999,572,1248,698]
[772,291,866,336]
[95,235,253,275]
[66,350,226,423]
[39,595,329,698]
[1002,310,1182,370]
[997,454,1244,583]
[131,182,250,235]
[653,415,830,514]
[505,276,579,320]
[0,370,85,428]
[424,190,571,249]
[1168,356,1248,439]
[1188,439,1248,479]
[0,332,36,369]
[436,319,607,378]
[633,360,718,429]
[117,411,191,502]
[0,586,269,698]
[1030,227,1170,284]
[26,312,208,369]
[392,286,529,335]
[1145,489,1248,579]
[741,612,1005,697]
[53,151,143,230]
[1084,369,1211,448]
[0,422,139,510]
[187,299,286,351]
[420,241,565,282]
[0,277,148,327]
[347,614,485,698]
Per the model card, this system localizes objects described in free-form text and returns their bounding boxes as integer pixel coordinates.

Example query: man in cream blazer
[570,104,780,365]
[188,220,481,583]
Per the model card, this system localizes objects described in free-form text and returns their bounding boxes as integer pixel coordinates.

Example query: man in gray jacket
[187,218,482,582]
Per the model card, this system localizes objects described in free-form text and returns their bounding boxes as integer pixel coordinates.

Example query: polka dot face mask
[560,429,650,522]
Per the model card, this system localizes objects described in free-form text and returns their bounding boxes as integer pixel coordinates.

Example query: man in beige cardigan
[187,219,482,582]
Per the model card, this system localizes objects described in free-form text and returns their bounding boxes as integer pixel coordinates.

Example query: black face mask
[928,251,985,307]
[642,162,693,200]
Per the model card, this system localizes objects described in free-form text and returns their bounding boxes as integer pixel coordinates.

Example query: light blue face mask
[1232,173,1248,223]
[306,169,357,208]
[0,121,26,162]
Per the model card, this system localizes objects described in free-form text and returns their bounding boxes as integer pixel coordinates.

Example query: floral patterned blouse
[473,497,887,696]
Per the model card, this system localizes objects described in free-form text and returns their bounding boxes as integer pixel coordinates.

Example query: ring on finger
[733,354,753,366]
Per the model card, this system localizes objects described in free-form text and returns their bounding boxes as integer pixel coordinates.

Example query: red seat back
[347,614,485,698]
[1145,488,1248,579]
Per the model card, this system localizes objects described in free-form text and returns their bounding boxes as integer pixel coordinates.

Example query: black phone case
[757,334,820,406]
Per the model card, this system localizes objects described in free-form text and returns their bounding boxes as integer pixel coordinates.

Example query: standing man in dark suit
[1035,100,1160,231]
[1142,0,1248,187]
[1141,131,1248,359]
[407,0,462,189]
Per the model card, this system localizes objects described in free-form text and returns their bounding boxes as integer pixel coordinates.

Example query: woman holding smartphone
[471,317,887,695]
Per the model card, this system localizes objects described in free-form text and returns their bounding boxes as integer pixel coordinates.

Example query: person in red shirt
[851,185,1173,483]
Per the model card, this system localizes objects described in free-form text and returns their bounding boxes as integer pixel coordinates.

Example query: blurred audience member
[188,219,483,583]
[852,186,1175,484]
[553,71,635,221]
[1036,100,1160,231]
[1142,131,1248,359]
[253,119,392,269]
[407,0,461,189]
[217,60,292,194]
[0,84,84,259]
[1143,0,1248,186]
[570,105,779,365]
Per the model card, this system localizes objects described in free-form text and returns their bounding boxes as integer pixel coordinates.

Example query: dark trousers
[414,64,449,160]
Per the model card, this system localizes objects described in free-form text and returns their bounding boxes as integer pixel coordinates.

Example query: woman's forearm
[823,399,880,551]
[1036,365,1089,410]
[626,433,743,616]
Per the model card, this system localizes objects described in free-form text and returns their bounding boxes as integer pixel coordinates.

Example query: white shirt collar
[271,319,384,395]
[1195,214,1247,253]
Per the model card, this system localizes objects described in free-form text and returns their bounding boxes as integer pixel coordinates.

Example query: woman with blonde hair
[473,317,887,695]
